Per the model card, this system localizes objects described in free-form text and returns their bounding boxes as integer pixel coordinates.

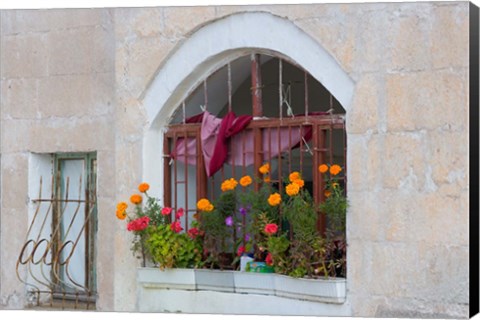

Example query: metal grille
[163,53,347,238]
[16,167,97,310]
[164,115,346,236]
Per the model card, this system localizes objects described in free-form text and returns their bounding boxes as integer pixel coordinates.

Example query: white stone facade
[0,2,473,318]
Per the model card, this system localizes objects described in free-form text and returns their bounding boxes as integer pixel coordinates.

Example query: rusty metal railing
[16,174,97,310]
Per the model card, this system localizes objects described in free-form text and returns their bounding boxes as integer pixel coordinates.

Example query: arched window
[163,52,346,271]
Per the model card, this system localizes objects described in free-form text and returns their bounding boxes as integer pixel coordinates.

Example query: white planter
[233,271,275,295]
[195,269,235,293]
[274,274,346,304]
[137,267,196,290]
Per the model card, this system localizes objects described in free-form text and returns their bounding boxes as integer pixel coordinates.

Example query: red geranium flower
[264,223,278,235]
[161,207,172,216]
[170,221,183,233]
[265,253,273,266]
[175,208,184,219]
[187,227,199,239]
[127,216,150,232]
[237,246,245,257]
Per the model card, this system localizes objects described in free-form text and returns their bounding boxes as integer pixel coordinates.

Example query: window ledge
[137,267,346,304]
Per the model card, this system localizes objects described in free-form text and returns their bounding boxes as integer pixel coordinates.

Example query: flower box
[194,269,235,293]
[233,271,275,295]
[137,267,196,290]
[274,274,346,304]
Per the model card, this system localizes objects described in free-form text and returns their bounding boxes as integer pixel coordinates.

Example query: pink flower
[237,246,245,257]
[264,223,278,235]
[225,216,233,226]
[187,227,199,239]
[170,221,183,233]
[161,207,172,216]
[175,208,184,219]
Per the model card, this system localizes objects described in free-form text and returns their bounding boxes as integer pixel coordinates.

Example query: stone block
[420,193,468,246]
[132,8,164,38]
[345,134,366,191]
[162,6,216,39]
[96,150,116,199]
[418,244,469,304]
[347,191,384,241]
[425,129,468,185]
[1,33,48,79]
[431,4,469,69]
[350,9,389,73]
[1,153,29,210]
[2,8,104,35]
[369,242,424,297]
[347,74,379,134]
[297,17,355,73]
[1,78,38,119]
[387,6,433,72]
[46,27,95,76]
[37,74,93,118]
[382,132,426,189]
[93,24,115,73]
[121,37,174,99]
[386,70,467,132]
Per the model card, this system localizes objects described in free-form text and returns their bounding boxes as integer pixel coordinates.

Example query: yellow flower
[221,178,238,192]
[330,164,342,176]
[286,183,300,196]
[332,182,339,189]
[318,164,329,174]
[259,163,270,175]
[293,179,305,188]
[239,175,252,187]
[324,190,331,198]
[197,198,214,212]
[289,171,301,182]
[268,193,282,206]
[138,182,150,193]
[130,194,142,205]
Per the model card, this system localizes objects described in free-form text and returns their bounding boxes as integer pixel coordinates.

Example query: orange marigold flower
[286,183,300,196]
[330,164,342,176]
[138,182,150,193]
[268,193,282,206]
[293,179,305,188]
[130,194,142,204]
[197,198,214,212]
[116,202,128,212]
[332,182,339,189]
[324,190,332,198]
[289,171,301,182]
[221,178,238,192]
[264,176,271,183]
[318,164,329,174]
[239,175,252,187]
[259,163,270,175]
[116,209,127,220]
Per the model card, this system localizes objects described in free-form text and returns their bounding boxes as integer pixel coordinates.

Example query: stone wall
[0,8,116,310]
[0,2,472,318]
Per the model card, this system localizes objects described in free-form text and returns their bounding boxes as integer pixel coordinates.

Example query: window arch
[163,52,346,238]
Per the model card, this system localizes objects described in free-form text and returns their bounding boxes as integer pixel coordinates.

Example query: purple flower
[239,207,247,216]
[244,233,250,242]
[225,216,234,227]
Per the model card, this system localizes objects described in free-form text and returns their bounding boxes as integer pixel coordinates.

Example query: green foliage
[319,182,348,233]
[145,225,202,269]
